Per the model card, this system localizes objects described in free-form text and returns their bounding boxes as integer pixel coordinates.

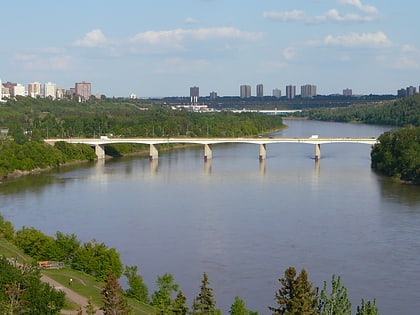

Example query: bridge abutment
[204,144,212,161]
[95,144,106,160]
[259,144,267,161]
[149,144,159,160]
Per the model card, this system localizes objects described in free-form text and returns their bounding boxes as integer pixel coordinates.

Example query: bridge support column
[95,144,105,160]
[149,144,158,160]
[315,144,321,161]
[259,144,267,161]
[204,144,212,161]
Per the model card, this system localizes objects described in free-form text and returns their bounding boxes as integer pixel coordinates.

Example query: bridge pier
[315,144,321,161]
[259,144,267,161]
[204,144,212,161]
[149,144,159,160]
[95,144,105,160]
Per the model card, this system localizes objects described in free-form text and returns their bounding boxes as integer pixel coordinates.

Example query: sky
[1,0,420,97]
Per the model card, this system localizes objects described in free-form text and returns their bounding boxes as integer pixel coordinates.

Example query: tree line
[0,214,379,314]
[294,94,420,127]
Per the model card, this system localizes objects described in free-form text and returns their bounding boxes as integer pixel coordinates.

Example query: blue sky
[1,0,419,97]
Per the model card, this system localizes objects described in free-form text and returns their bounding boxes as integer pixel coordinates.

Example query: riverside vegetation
[0,97,284,179]
[0,214,379,314]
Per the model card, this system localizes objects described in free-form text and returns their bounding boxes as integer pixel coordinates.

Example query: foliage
[319,274,351,315]
[192,272,218,315]
[269,266,318,315]
[14,227,56,261]
[151,273,180,314]
[0,213,15,240]
[229,296,257,315]
[53,231,81,264]
[72,239,123,280]
[356,299,378,315]
[172,290,189,315]
[0,256,65,314]
[296,94,420,127]
[371,126,420,183]
[101,270,131,315]
[123,265,149,304]
[85,296,97,315]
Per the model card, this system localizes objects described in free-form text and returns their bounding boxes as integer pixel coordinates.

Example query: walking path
[41,274,103,315]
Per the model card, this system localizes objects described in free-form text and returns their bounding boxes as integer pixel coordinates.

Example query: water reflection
[259,159,266,175]
[378,177,420,207]
[204,160,212,175]
[150,159,159,175]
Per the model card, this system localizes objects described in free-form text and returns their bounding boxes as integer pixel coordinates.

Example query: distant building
[56,88,65,99]
[240,85,251,98]
[256,84,264,97]
[28,82,42,98]
[343,88,353,96]
[273,88,281,98]
[44,82,56,99]
[2,81,17,96]
[13,84,26,97]
[129,93,137,99]
[406,86,417,96]
[286,85,296,99]
[190,86,199,104]
[209,91,218,99]
[301,84,317,98]
[75,81,92,101]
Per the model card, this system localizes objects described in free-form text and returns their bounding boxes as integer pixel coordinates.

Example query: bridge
[44,136,378,161]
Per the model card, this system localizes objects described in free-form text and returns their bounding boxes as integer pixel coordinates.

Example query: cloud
[323,32,391,47]
[283,47,297,60]
[185,17,200,25]
[14,53,72,71]
[338,0,378,14]
[154,57,210,74]
[263,10,306,22]
[73,29,108,47]
[393,45,420,69]
[312,9,376,23]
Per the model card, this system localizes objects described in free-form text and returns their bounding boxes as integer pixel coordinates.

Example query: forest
[294,94,420,127]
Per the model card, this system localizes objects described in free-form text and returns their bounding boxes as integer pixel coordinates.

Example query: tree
[356,299,378,315]
[319,275,351,315]
[151,273,179,314]
[229,296,257,315]
[123,265,149,303]
[53,231,80,263]
[101,270,131,315]
[192,272,217,315]
[85,296,97,315]
[269,266,318,315]
[172,290,189,315]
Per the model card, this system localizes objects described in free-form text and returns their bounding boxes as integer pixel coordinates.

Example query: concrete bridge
[44,136,378,161]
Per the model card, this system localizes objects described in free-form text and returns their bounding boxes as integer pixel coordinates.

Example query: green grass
[0,237,157,314]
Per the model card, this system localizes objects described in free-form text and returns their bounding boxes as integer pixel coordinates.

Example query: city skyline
[1,1,420,97]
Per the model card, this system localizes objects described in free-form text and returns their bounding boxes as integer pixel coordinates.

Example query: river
[1,120,419,314]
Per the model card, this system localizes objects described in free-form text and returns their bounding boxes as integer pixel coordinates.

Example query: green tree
[85,296,97,315]
[101,270,131,315]
[229,296,257,315]
[0,214,15,240]
[53,231,80,263]
[14,227,55,260]
[356,299,378,315]
[269,266,318,315]
[319,275,351,315]
[172,290,189,315]
[192,272,217,315]
[151,273,179,314]
[123,265,149,303]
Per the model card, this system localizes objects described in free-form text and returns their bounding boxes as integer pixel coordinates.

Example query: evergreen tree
[192,273,217,315]
[319,275,351,315]
[269,266,318,315]
[101,270,131,315]
[172,290,189,315]
[123,265,149,304]
[356,299,378,315]
[230,296,253,315]
[85,296,97,315]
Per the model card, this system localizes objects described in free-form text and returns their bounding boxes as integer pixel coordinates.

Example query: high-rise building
[343,88,353,96]
[273,88,281,98]
[301,84,317,98]
[240,85,251,98]
[2,81,17,96]
[256,84,264,97]
[44,82,56,99]
[28,82,42,98]
[286,85,296,99]
[190,86,199,104]
[75,81,92,101]
[406,86,417,96]
[13,84,25,97]
[209,91,218,99]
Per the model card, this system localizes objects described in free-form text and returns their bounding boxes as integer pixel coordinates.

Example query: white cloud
[73,29,108,47]
[338,0,378,14]
[283,47,297,60]
[14,53,72,71]
[324,32,391,48]
[185,17,200,25]
[263,10,306,22]
[312,9,376,23]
